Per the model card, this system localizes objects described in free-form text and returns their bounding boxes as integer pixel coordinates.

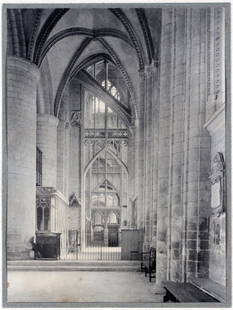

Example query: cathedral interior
[4,4,230,306]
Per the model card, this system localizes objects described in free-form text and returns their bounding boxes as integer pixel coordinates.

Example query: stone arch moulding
[84,146,128,177]
[69,53,114,80]
[53,37,92,116]
[109,8,146,70]
[37,27,133,67]
[93,179,120,194]
[27,9,43,61]
[135,8,155,65]
[33,9,69,64]
[7,9,27,58]
[97,37,138,120]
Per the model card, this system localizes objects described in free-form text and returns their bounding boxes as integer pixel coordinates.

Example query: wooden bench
[189,277,226,303]
[163,277,226,303]
[142,247,156,282]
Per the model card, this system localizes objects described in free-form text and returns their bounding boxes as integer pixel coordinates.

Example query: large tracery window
[85,94,126,130]
[83,68,129,235]
[101,80,121,101]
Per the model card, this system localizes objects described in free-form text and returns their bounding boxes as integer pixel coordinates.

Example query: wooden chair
[142,247,156,282]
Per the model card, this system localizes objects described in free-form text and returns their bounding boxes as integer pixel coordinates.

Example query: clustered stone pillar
[168,8,186,282]
[155,9,173,293]
[37,114,59,188]
[134,73,145,231]
[7,56,39,259]
[155,8,213,292]
[141,63,158,249]
[183,8,211,280]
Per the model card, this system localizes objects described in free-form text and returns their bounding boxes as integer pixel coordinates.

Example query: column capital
[37,113,59,127]
[58,119,70,129]
[70,110,81,127]
[145,62,158,78]
[138,61,158,79]
[7,56,40,81]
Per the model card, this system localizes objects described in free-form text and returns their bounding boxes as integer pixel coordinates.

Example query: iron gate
[65,230,121,260]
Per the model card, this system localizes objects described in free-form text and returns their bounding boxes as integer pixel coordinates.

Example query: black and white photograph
[2,2,231,307]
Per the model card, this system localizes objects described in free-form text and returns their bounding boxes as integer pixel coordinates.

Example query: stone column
[57,120,66,194]
[37,114,59,188]
[139,63,158,249]
[184,8,211,281]
[7,56,39,259]
[57,120,70,196]
[168,8,186,282]
[156,8,212,288]
[135,71,145,232]
[155,9,173,296]
[69,123,81,195]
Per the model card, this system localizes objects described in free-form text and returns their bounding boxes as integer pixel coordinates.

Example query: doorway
[108,225,119,247]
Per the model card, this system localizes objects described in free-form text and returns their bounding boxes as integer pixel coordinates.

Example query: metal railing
[65,230,121,261]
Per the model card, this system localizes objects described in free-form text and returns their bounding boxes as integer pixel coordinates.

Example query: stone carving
[213,220,221,245]
[209,152,225,216]
[36,197,51,208]
[69,193,81,207]
[71,110,81,127]
[36,186,56,196]
[210,152,225,184]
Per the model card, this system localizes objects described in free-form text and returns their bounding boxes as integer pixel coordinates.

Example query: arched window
[101,80,121,101]
[37,206,43,231]
[36,198,50,232]
[85,93,126,129]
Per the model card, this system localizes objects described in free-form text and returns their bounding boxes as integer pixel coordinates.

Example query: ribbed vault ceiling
[20,8,161,122]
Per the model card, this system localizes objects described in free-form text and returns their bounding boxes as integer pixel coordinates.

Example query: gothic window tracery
[36,197,51,231]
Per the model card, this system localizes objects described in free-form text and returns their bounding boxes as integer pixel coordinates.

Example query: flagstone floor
[7,270,161,304]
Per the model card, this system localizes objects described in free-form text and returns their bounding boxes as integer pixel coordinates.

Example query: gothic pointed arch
[54,41,136,121]
[53,37,92,116]
[84,146,128,177]
[94,179,119,194]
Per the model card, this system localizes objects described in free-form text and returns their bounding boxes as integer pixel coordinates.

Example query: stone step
[7,260,141,271]
[8,260,140,266]
[8,265,140,272]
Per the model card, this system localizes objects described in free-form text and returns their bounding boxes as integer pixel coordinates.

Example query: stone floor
[7,270,159,303]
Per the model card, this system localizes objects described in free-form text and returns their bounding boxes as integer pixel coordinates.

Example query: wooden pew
[163,277,226,303]
[189,277,226,303]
